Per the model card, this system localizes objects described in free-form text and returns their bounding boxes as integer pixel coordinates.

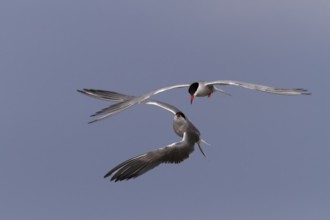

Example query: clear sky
[1,1,329,220]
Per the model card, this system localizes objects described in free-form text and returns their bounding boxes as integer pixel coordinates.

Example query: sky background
[1,1,329,220]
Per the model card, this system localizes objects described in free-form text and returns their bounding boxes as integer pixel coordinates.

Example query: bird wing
[140,100,180,115]
[77,89,134,101]
[206,80,311,95]
[78,89,184,122]
[104,133,195,181]
[78,84,189,123]
[149,83,190,95]
[87,100,136,123]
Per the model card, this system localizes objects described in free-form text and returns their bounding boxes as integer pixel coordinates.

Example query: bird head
[188,82,199,104]
[175,111,186,119]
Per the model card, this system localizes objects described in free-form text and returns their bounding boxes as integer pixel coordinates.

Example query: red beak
[190,95,195,104]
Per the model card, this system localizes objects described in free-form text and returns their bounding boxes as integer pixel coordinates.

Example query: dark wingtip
[88,119,97,124]
[294,88,311,95]
[77,89,90,95]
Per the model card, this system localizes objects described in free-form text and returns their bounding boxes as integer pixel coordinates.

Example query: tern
[77,80,310,123]
[78,90,208,181]
[187,80,310,104]
[78,89,208,156]
[104,114,203,182]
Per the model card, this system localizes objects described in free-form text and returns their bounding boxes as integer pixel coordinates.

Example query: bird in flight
[105,124,202,182]
[78,90,208,181]
[187,80,310,103]
[78,80,310,123]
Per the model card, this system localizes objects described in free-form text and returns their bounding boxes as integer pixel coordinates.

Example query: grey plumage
[78,89,207,181]
[78,80,310,122]
[104,132,197,181]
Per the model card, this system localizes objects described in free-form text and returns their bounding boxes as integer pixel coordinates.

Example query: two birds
[78,80,310,182]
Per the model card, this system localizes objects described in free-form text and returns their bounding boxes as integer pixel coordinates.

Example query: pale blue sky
[1,1,329,220]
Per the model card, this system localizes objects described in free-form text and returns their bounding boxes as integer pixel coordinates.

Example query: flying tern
[78,90,208,181]
[78,80,310,123]
[187,80,310,104]
[78,89,208,155]
[104,113,204,182]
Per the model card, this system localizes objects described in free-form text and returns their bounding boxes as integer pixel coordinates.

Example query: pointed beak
[190,95,195,104]
[197,141,207,158]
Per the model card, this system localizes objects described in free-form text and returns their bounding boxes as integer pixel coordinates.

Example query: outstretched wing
[77,89,134,101]
[78,89,182,123]
[104,133,194,182]
[78,84,190,123]
[207,80,311,95]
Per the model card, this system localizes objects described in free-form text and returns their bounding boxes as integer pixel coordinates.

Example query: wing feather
[207,80,311,95]
[104,134,194,181]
